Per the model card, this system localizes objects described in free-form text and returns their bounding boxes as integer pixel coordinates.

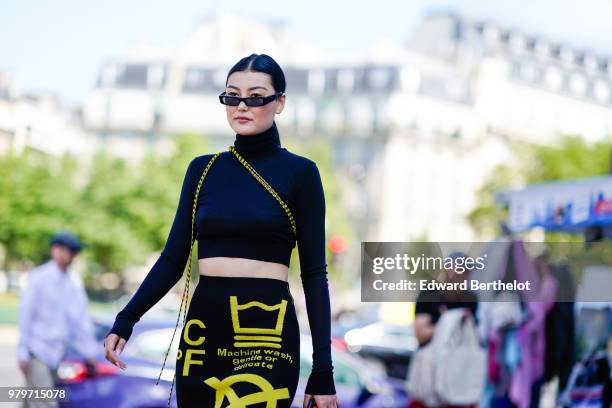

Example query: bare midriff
[199,257,289,282]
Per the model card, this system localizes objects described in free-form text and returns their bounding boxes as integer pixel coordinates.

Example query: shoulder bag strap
[228,146,297,238]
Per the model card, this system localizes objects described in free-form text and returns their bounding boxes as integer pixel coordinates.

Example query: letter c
[184,319,206,346]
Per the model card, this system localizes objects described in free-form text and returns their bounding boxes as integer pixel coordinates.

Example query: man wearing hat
[17,231,99,407]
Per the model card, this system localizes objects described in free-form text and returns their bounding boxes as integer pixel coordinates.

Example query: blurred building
[23,11,612,244]
[376,12,612,241]
[0,71,97,157]
[82,13,344,152]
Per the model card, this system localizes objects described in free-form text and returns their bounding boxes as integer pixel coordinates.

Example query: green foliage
[468,134,612,237]
[0,133,209,278]
[0,150,81,268]
[467,164,514,237]
[518,136,611,183]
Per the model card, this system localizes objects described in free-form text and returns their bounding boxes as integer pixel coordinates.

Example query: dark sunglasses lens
[245,97,265,107]
[221,96,240,106]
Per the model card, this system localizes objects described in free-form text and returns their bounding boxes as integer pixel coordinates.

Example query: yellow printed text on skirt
[174,275,300,408]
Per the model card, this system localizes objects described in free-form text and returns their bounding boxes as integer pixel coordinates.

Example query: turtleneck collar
[233,121,281,156]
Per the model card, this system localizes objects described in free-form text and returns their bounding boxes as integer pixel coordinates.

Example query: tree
[468,134,612,237]
[0,133,210,281]
[0,150,81,270]
[76,133,210,278]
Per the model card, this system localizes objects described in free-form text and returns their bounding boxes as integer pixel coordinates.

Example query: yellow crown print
[230,296,287,349]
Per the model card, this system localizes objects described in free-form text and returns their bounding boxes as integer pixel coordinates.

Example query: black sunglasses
[219,91,284,107]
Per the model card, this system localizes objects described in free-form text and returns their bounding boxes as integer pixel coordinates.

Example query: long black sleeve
[295,161,336,395]
[108,157,201,341]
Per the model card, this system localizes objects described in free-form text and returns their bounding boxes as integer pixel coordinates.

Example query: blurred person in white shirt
[17,231,98,407]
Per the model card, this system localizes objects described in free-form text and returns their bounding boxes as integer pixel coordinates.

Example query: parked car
[343,322,418,380]
[299,334,408,407]
[57,317,408,407]
[57,317,179,407]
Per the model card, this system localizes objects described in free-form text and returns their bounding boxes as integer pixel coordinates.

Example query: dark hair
[225,53,286,93]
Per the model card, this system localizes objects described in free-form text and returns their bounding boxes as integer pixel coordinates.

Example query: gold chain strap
[156,152,221,408]
[157,148,297,407]
[228,146,297,238]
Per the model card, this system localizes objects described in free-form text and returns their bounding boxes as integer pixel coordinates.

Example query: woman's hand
[103,333,127,370]
[303,393,340,408]
[18,359,29,375]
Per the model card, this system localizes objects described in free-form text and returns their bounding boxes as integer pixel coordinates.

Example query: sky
[2,0,612,107]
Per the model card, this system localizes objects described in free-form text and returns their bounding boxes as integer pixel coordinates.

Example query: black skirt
[175,275,301,408]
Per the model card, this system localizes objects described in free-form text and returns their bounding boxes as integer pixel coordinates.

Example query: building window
[100,63,117,87]
[545,66,563,91]
[400,66,420,92]
[560,47,574,65]
[321,101,344,131]
[593,79,611,103]
[526,37,536,51]
[519,62,537,81]
[535,40,551,58]
[500,30,510,44]
[483,25,500,42]
[296,98,316,128]
[308,70,325,94]
[285,68,309,92]
[183,67,209,93]
[338,69,354,92]
[584,54,599,72]
[147,64,166,90]
[324,69,339,93]
[347,98,372,131]
[574,51,585,66]
[447,78,466,100]
[368,67,392,91]
[510,32,526,52]
[351,68,367,92]
[569,72,587,97]
[212,70,226,89]
[115,64,148,89]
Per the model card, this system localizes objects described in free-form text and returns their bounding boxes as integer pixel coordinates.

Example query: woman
[103,53,339,408]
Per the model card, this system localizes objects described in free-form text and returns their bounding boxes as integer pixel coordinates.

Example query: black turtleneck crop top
[107,121,335,395]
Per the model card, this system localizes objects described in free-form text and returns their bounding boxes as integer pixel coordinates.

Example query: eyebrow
[226,85,268,91]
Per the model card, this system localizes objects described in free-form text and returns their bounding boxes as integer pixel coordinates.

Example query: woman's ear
[275,93,286,114]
